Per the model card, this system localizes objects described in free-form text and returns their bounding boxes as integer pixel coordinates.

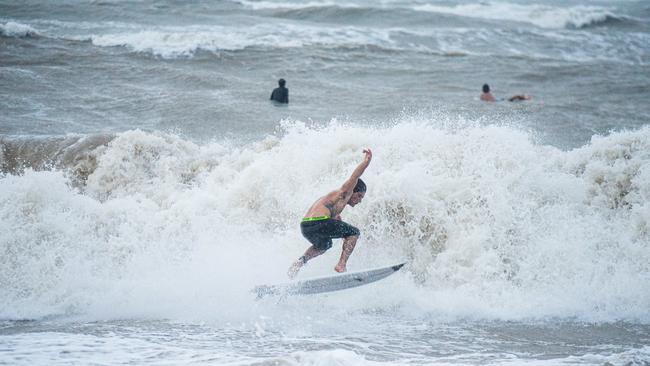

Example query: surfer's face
[348,191,365,206]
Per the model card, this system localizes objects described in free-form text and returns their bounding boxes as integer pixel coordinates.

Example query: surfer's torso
[304,189,353,219]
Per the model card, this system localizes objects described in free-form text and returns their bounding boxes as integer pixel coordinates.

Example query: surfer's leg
[303,245,327,262]
[293,221,333,278]
[334,235,358,273]
[287,260,303,279]
[288,245,326,279]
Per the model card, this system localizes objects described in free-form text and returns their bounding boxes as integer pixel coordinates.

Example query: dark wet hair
[278,78,286,87]
[353,178,366,193]
[482,84,490,93]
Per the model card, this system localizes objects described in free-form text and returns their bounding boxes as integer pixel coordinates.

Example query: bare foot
[287,260,303,279]
[334,264,346,273]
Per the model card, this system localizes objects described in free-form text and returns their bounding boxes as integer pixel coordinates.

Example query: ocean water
[1,0,650,365]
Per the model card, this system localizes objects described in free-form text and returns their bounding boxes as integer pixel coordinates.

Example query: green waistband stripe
[301,215,330,222]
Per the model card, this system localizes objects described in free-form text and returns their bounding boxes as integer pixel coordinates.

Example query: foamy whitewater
[1,0,650,365]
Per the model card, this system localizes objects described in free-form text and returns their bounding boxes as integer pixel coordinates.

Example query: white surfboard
[253,262,405,299]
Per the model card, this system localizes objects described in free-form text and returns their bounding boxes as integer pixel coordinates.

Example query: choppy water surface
[3,317,650,365]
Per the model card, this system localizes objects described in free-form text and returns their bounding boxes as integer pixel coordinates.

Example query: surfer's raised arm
[340,148,372,194]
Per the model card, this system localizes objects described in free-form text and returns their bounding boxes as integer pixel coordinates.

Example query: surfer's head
[482,84,490,93]
[348,179,366,206]
[278,78,286,87]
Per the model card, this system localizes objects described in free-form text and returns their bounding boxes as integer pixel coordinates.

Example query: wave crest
[88,23,394,57]
[0,21,39,37]
[414,2,629,29]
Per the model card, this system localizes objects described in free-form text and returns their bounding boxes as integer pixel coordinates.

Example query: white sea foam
[0,21,39,37]
[236,0,360,11]
[86,23,647,64]
[89,23,393,57]
[3,17,399,57]
[2,15,644,64]
[414,2,620,29]
[1,121,649,322]
[271,349,393,366]
[272,346,650,366]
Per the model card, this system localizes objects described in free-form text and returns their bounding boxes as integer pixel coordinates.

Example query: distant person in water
[270,78,289,104]
[287,149,372,279]
[480,84,530,102]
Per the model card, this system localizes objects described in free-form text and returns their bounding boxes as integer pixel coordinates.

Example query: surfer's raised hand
[362,148,372,165]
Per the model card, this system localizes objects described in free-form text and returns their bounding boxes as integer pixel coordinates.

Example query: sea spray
[1,122,649,322]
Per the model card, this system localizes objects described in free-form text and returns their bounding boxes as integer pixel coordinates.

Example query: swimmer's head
[278,79,286,87]
[482,84,490,93]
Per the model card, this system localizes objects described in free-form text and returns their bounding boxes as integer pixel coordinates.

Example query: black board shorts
[300,219,360,250]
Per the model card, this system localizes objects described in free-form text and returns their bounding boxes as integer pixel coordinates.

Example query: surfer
[287,148,372,279]
[480,84,530,102]
[270,78,289,104]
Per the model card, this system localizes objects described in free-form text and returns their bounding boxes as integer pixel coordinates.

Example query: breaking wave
[1,120,649,322]
[414,2,631,29]
[0,21,39,37]
[1,12,645,63]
